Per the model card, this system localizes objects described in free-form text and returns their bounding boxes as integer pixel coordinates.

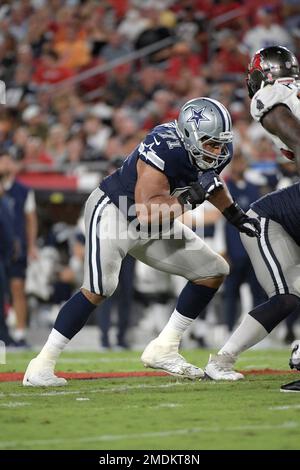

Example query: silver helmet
[176,97,233,170]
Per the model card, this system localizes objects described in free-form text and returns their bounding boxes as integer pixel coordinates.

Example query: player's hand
[223,202,261,238]
[236,215,261,238]
[178,182,206,209]
[198,170,223,198]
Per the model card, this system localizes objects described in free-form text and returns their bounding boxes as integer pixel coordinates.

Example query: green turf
[0,349,300,450]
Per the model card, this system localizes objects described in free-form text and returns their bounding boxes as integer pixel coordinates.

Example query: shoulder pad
[250,82,295,122]
[139,124,185,176]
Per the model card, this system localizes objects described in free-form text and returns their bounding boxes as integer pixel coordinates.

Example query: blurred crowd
[0,0,300,350]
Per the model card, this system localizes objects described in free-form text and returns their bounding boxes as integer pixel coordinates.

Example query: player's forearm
[26,211,38,250]
[262,105,300,174]
[136,195,183,224]
[207,185,234,212]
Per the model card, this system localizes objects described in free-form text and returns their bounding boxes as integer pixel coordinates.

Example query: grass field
[0,349,300,450]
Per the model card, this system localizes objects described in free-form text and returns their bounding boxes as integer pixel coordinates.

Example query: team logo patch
[187,106,210,129]
[256,99,264,111]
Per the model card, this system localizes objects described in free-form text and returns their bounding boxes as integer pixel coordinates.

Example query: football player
[23,97,260,386]
[204,46,300,392]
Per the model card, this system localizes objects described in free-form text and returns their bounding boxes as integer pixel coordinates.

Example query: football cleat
[141,339,204,379]
[204,353,244,381]
[280,380,300,393]
[289,340,300,371]
[23,358,67,387]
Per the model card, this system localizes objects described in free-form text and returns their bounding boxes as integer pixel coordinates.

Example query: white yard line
[269,404,300,411]
[57,357,139,364]
[0,422,297,448]
[1,381,197,398]
[151,403,182,409]
[0,402,30,408]
[1,379,243,399]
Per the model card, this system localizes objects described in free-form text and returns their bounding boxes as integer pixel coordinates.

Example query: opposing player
[23,97,260,386]
[204,46,300,392]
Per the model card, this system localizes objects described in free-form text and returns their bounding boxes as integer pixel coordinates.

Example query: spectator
[101,31,132,62]
[83,114,111,156]
[33,50,73,85]
[0,160,15,345]
[45,124,68,168]
[118,9,150,42]
[166,41,202,80]
[134,7,173,65]
[54,23,91,70]
[243,6,293,56]
[0,152,38,347]
[214,30,249,76]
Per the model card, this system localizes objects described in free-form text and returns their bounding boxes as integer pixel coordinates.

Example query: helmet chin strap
[192,152,215,171]
[198,159,213,170]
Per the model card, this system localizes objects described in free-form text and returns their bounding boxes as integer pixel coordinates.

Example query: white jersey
[250,79,300,160]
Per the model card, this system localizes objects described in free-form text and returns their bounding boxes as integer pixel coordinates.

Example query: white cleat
[141,339,204,380]
[23,358,67,387]
[204,353,244,381]
[289,340,300,370]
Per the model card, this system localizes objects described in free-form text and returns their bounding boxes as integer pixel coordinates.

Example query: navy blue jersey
[251,182,300,246]
[100,122,233,220]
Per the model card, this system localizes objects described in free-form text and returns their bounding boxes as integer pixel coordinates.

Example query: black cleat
[280,379,300,392]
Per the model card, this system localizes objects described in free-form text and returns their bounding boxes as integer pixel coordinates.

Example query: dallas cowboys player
[204,46,300,392]
[23,97,260,386]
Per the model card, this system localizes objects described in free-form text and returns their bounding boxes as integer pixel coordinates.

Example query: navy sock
[176,282,218,319]
[54,291,97,340]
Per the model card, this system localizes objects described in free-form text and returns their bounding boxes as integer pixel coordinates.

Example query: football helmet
[246,46,299,98]
[176,97,233,171]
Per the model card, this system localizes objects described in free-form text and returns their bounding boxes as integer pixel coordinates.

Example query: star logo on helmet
[187,107,210,129]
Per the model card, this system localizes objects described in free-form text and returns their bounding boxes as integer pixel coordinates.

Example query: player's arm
[207,178,234,212]
[26,211,38,260]
[135,159,184,224]
[24,190,38,260]
[261,104,300,173]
